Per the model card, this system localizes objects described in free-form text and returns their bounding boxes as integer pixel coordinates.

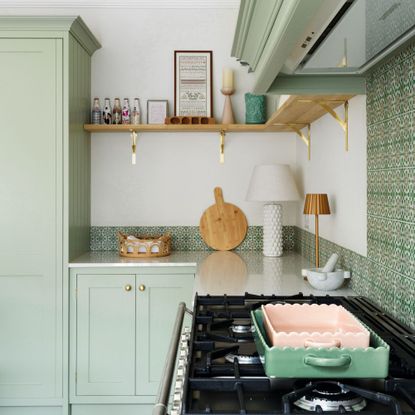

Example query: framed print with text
[174,50,213,117]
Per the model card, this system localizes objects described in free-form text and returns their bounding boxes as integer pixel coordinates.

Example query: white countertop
[69,250,199,267]
[70,251,356,297]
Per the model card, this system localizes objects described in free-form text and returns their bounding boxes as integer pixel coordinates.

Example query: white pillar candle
[222,68,234,90]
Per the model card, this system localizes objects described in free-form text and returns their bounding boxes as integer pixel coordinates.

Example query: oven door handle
[153,302,191,415]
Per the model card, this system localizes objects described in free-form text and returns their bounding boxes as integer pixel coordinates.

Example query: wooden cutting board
[199,187,248,251]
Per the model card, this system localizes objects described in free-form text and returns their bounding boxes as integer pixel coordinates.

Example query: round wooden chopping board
[199,187,248,251]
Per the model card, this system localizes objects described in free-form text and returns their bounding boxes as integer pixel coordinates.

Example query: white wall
[0,5,297,226]
[92,132,296,226]
[295,95,367,256]
[85,7,297,226]
[1,4,367,245]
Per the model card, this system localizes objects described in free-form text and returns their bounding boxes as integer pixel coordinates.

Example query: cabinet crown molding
[0,15,101,55]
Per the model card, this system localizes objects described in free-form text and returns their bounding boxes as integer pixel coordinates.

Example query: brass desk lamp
[303,194,331,267]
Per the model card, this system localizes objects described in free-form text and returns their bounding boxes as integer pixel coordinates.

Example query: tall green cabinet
[0,17,100,415]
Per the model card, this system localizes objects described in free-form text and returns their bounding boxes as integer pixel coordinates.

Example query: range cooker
[156,293,415,415]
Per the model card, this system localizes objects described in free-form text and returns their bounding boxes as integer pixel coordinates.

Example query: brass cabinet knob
[138,284,146,292]
[125,284,132,292]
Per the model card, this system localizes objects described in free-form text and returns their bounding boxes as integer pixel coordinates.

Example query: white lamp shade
[246,164,300,202]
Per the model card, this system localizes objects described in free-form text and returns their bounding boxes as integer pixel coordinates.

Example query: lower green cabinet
[76,275,136,396]
[136,274,194,396]
[70,266,195,405]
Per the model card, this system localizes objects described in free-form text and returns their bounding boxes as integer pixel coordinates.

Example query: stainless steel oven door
[153,302,192,415]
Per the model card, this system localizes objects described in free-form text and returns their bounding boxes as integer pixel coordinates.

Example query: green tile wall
[366,40,415,329]
[295,40,415,330]
[90,225,295,252]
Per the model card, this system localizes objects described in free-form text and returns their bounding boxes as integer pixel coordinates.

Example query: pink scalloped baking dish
[261,303,370,348]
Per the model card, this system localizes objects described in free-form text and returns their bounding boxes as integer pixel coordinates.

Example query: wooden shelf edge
[83,123,287,133]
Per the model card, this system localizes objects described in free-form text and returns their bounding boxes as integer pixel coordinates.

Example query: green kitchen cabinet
[0,37,63,402]
[70,267,195,405]
[136,273,194,396]
[0,16,100,413]
[75,275,136,396]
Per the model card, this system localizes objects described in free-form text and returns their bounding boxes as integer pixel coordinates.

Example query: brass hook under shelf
[130,130,137,164]
[219,130,225,164]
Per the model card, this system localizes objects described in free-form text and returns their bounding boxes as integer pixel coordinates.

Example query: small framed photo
[174,50,213,117]
[147,100,169,124]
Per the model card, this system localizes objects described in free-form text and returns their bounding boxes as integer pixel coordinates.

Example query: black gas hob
[181,293,415,414]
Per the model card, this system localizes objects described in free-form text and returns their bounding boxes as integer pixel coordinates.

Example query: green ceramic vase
[245,93,266,124]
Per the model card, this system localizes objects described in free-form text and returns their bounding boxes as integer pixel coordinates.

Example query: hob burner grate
[224,352,262,365]
[230,324,254,334]
[294,381,367,412]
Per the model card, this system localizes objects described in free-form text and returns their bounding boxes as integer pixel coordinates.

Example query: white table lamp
[246,164,299,257]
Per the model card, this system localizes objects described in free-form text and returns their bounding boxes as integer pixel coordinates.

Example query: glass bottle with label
[91,97,102,124]
[103,98,112,125]
[131,98,141,124]
[112,98,122,124]
[122,98,131,124]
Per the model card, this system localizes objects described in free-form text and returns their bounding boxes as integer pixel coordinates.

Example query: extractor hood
[232,0,415,93]
[292,0,415,75]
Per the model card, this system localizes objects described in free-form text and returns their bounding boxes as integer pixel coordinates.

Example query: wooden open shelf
[265,94,354,128]
[83,123,292,133]
[84,95,354,162]
[84,94,354,134]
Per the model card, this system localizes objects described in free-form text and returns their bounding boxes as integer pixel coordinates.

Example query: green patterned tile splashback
[90,225,295,252]
[366,39,415,330]
[294,40,415,330]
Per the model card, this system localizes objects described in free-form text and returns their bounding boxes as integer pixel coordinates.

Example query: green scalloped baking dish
[251,308,390,379]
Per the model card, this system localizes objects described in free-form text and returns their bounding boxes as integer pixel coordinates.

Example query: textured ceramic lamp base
[263,203,283,257]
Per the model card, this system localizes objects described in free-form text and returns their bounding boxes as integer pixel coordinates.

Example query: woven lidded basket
[118,232,171,258]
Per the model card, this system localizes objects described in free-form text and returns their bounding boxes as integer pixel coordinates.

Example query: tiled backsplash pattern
[295,224,414,330]
[366,40,415,329]
[296,41,415,330]
[90,225,295,252]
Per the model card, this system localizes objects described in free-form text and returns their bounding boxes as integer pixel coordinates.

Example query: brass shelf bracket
[130,129,137,164]
[316,100,349,151]
[288,123,311,160]
[219,130,225,164]
[299,99,349,151]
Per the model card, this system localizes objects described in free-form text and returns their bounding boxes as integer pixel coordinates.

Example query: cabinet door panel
[0,38,62,399]
[136,274,194,396]
[76,275,136,396]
